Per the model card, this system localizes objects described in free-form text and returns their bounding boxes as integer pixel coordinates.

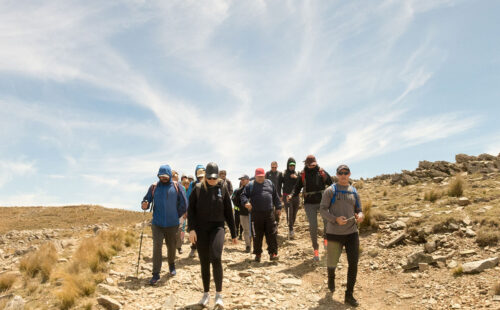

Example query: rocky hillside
[0,154,499,310]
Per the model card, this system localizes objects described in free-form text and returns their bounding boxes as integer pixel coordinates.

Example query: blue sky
[1,0,499,210]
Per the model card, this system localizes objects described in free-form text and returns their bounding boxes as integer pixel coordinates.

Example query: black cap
[238,174,250,180]
[336,164,350,174]
[205,162,219,179]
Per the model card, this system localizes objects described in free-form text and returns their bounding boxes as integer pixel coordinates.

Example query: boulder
[385,233,406,248]
[402,251,435,270]
[97,296,121,310]
[462,257,499,274]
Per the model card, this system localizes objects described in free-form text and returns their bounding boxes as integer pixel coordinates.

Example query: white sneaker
[215,293,224,308]
[198,293,210,307]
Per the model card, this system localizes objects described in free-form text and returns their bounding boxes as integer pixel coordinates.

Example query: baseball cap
[336,164,350,174]
[255,168,265,177]
[238,174,250,180]
[304,155,317,165]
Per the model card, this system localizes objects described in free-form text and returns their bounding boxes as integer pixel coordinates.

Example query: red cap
[255,168,265,177]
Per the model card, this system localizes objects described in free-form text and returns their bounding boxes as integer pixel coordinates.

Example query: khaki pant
[239,215,251,247]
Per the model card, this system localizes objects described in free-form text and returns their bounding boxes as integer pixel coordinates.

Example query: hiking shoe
[238,235,243,241]
[177,248,183,254]
[198,292,210,307]
[289,230,295,239]
[245,246,251,253]
[344,292,359,307]
[189,248,197,258]
[313,250,320,261]
[254,254,261,262]
[270,253,279,261]
[215,293,224,308]
[169,264,176,276]
[149,273,160,285]
[323,239,328,250]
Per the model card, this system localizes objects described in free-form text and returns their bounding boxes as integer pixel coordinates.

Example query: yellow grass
[0,273,17,292]
[448,176,465,197]
[19,242,58,282]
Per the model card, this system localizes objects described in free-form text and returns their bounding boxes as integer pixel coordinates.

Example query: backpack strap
[330,184,338,205]
[330,184,361,212]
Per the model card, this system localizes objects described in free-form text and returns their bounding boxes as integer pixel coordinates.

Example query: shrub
[448,176,464,197]
[354,180,364,189]
[0,273,16,292]
[19,242,58,282]
[383,190,387,197]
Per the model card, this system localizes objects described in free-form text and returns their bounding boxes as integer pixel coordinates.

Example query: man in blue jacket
[142,164,187,285]
[241,168,282,262]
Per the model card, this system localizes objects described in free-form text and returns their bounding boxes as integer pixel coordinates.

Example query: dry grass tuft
[476,228,500,247]
[359,199,379,231]
[448,176,465,197]
[452,265,463,277]
[424,189,442,202]
[53,229,133,309]
[0,273,17,292]
[19,242,58,282]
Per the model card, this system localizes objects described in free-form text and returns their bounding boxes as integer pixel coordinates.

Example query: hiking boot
[149,273,160,285]
[189,248,197,258]
[270,253,279,261]
[177,248,183,254]
[344,292,359,307]
[313,250,320,261]
[169,264,176,276]
[289,230,295,239]
[327,268,336,293]
[254,254,261,262]
[198,292,210,307]
[214,292,224,308]
[245,246,251,253]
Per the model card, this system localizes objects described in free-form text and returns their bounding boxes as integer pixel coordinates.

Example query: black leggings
[326,232,359,294]
[196,225,225,292]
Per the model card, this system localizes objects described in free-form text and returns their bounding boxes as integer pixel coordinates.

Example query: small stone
[409,212,423,218]
[458,197,470,206]
[418,263,430,272]
[390,221,407,230]
[465,228,476,237]
[97,296,121,310]
[460,249,476,256]
[280,278,302,286]
[447,260,458,269]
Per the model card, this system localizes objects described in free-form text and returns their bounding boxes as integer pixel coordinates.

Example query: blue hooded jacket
[186,164,205,199]
[143,165,187,228]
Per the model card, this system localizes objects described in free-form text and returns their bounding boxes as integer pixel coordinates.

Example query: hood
[195,164,205,181]
[157,165,172,178]
[286,157,297,173]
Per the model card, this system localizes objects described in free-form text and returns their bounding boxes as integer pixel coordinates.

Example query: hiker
[181,178,190,191]
[289,155,333,261]
[232,175,251,252]
[241,168,282,262]
[187,162,237,308]
[265,161,284,224]
[188,175,194,183]
[231,180,244,241]
[141,164,187,285]
[320,164,363,307]
[219,170,233,196]
[186,165,205,258]
[173,171,188,254]
[282,157,300,239]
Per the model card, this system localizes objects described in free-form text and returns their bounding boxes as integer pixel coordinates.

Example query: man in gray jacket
[320,164,364,307]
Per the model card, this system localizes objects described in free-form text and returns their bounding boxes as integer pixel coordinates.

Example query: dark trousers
[234,209,243,237]
[196,224,225,292]
[152,224,178,274]
[252,210,278,256]
[283,194,300,231]
[327,232,359,294]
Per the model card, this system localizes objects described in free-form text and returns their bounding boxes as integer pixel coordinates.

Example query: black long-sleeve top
[291,166,333,204]
[187,181,236,238]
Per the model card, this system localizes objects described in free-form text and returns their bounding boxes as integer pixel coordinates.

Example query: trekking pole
[249,212,252,255]
[287,200,290,241]
[136,209,147,278]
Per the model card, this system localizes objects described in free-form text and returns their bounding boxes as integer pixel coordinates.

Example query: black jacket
[283,157,299,195]
[265,170,283,197]
[241,179,282,212]
[231,187,249,216]
[291,166,333,204]
[187,181,236,238]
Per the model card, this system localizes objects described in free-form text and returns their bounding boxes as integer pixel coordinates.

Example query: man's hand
[336,216,347,225]
[189,230,197,244]
[141,201,149,210]
[245,203,252,211]
[355,212,364,223]
[287,195,292,203]
[291,174,297,179]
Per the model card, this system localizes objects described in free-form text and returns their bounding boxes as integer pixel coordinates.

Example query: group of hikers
[141,155,364,308]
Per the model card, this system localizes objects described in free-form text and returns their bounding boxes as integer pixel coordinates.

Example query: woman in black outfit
[188,162,237,308]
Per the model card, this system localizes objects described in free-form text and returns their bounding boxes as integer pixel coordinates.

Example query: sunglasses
[207,177,217,180]
[271,166,277,169]
[337,171,350,176]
